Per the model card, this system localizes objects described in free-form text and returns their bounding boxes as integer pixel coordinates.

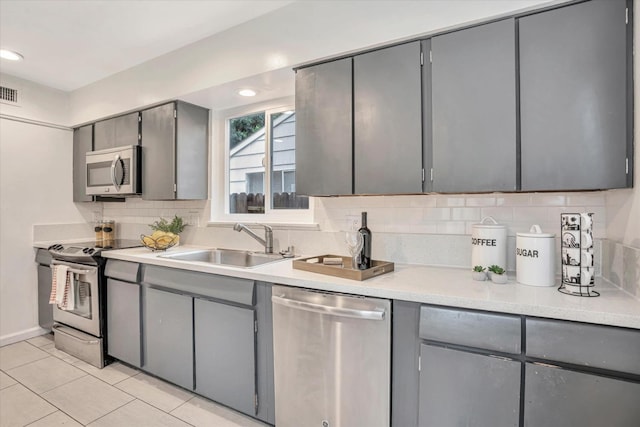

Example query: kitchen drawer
[526,318,640,375]
[105,260,140,283]
[143,265,255,306]
[419,305,521,354]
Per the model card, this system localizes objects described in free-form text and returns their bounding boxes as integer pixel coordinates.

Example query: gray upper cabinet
[354,42,423,194]
[94,112,140,151]
[73,124,93,202]
[295,58,353,196]
[431,19,517,192]
[141,101,209,200]
[519,0,630,191]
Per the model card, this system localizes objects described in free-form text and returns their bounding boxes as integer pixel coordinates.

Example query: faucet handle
[279,246,295,258]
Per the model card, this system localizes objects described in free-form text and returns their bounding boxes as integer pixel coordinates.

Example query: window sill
[206,221,320,231]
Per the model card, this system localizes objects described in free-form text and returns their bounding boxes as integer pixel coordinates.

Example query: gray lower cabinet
[94,112,140,151]
[419,344,521,427]
[143,287,193,390]
[35,249,53,330]
[194,298,256,415]
[136,264,274,423]
[354,41,423,194]
[431,18,517,192]
[107,278,141,367]
[393,301,640,427]
[141,101,209,200]
[524,363,640,426]
[295,58,353,196]
[105,260,142,367]
[73,124,93,202]
[519,0,630,190]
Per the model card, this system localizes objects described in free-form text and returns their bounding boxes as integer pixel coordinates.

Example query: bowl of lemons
[141,230,179,251]
[141,215,185,251]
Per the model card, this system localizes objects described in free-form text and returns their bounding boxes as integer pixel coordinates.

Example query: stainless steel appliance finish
[85,145,141,196]
[48,240,141,368]
[271,285,391,427]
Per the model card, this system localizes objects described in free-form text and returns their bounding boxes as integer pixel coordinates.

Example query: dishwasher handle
[272,295,385,320]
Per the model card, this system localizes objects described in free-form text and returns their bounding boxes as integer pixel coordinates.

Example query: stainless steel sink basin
[159,248,285,268]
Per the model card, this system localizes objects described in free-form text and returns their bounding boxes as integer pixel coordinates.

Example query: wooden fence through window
[229,192,309,213]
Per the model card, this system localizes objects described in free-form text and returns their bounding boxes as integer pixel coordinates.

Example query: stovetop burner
[48,239,142,263]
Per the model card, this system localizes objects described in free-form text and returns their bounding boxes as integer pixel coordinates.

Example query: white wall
[0,75,91,344]
[68,0,554,125]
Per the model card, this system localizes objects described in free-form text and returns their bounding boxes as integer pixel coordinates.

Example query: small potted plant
[472,265,487,281]
[488,265,508,284]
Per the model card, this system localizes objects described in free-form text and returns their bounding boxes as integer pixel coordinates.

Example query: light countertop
[94,245,640,330]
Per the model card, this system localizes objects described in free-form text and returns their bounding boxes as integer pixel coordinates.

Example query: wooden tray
[292,255,394,281]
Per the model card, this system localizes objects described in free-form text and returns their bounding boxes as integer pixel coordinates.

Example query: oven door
[51,260,101,337]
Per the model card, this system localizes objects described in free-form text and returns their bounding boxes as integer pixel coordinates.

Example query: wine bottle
[358,212,372,270]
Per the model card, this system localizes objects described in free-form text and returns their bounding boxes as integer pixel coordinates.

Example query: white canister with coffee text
[516,225,556,287]
[471,217,507,270]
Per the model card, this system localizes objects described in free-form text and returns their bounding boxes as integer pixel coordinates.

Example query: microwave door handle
[111,154,121,191]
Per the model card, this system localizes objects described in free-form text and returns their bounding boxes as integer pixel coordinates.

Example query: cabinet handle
[272,295,385,320]
[111,154,121,191]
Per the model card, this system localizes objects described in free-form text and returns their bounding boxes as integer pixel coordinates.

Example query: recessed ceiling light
[0,49,24,61]
[238,89,256,97]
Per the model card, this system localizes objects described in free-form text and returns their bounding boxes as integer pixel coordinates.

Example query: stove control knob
[82,248,89,253]
[88,248,95,254]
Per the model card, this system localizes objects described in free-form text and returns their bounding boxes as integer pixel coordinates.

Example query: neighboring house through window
[227,108,308,216]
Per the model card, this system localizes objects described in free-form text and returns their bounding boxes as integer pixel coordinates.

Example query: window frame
[209,98,314,225]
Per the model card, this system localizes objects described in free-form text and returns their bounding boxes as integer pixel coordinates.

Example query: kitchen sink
[159,248,286,268]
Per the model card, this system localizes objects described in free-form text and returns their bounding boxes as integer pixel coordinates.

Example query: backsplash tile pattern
[602,239,640,299]
[72,191,617,276]
[314,191,607,238]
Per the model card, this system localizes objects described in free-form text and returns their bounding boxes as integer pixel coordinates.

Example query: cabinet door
[107,278,141,367]
[37,264,53,330]
[94,112,139,151]
[295,58,353,196]
[141,103,176,200]
[519,0,629,190]
[418,344,521,427]
[144,287,193,389]
[194,298,256,416]
[354,42,422,194]
[431,19,517,192]
[72,125,93,202]
[525,363,640,426]
[175,101,208,200]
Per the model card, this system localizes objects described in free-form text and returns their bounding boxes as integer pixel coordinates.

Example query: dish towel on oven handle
[49,264,75,311]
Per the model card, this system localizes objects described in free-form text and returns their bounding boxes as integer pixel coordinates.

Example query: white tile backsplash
[66,191,617,271]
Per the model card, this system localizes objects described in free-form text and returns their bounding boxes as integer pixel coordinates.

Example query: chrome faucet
[233,223,273,254]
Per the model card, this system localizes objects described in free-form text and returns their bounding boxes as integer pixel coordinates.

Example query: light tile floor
[0,334,270,427]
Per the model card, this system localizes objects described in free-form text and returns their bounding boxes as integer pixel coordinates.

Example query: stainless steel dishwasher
[271,285,391,427]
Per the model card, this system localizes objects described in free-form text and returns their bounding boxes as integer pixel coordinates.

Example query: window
[227,107,308,217]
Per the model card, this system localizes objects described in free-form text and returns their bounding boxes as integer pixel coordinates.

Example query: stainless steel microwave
[86,145,141,196]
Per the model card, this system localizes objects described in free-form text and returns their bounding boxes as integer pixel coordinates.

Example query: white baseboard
[0,326,51,347]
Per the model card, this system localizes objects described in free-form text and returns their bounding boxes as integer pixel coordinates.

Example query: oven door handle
[50,265,94,275]
[111,154,122,191]
[69,268,93,275]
